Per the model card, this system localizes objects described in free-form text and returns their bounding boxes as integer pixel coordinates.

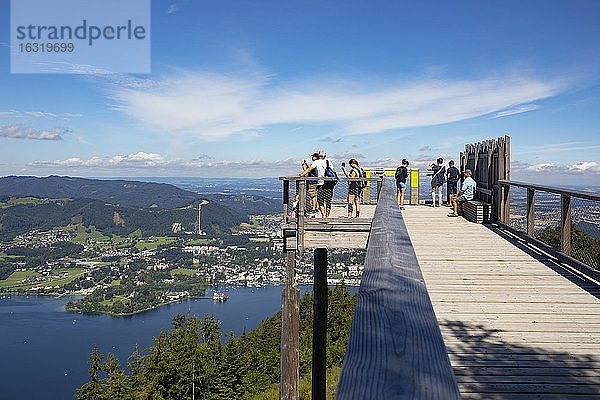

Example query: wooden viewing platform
[280,136,600,399]
[336,178,600,399]
[402,204,600,399]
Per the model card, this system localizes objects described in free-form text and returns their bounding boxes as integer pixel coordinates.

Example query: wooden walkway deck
[402,205,600,399]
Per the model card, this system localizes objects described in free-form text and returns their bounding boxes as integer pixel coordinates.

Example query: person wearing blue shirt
[449,169,476,217]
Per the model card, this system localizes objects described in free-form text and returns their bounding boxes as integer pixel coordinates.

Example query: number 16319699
[19,42,75,52]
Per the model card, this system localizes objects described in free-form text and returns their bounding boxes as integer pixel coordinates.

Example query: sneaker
[399,206,405,210]
[447,213,458,217]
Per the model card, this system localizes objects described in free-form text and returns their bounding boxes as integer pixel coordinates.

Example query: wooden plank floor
[402,205,600,399]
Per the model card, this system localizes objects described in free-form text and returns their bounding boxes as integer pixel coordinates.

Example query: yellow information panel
[410,168,419,205]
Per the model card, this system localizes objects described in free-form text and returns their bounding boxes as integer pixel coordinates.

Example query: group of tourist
[396,157,477,217]
[298,150,366,219]
[294,152,477,220]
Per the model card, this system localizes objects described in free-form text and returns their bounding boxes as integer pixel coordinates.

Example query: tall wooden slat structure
[460,135,510,221]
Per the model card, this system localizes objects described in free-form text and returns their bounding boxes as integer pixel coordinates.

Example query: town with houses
[0,214,365,315]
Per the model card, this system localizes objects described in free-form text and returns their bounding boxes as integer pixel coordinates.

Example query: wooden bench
[462,200,491,223]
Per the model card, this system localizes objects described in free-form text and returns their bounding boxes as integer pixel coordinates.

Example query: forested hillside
[76,285,356,400]
[0,198,246,240]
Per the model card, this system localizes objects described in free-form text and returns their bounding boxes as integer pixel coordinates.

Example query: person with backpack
[342,158,365,218]
[395,159,409,210]
[299,149,336,218]
[446,160,460,206]
[428,157,446,207]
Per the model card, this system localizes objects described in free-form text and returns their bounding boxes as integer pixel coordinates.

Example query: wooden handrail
[337,178,460,400]
[279,176,382,182]
[499,180,600,201]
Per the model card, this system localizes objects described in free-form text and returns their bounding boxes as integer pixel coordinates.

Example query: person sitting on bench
[448,169,476,217]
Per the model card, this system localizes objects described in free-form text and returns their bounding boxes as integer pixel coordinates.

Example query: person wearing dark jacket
[395,159,409,210]
[446,160,460,205]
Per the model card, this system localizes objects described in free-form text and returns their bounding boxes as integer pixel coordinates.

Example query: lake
[0,285,325,400]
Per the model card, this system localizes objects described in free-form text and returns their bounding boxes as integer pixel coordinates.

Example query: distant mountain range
[0,176,201,209]
[0,176,282,240]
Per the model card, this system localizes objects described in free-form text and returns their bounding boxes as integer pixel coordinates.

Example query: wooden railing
[499,179,600,280]
[336,178,461,399]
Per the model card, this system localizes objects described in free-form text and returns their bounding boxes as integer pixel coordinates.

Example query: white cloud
[567,161,600,173]
[526,163,555,172]
[492,104,539,118]
[0,125,69,140]
[32,152,167,168]
[107,71,567,140]
[26,151,600,183]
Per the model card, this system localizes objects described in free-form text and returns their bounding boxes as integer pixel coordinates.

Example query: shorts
[307,183,318,199]
[431,182,443,190]
[349,187,362,196]
[397,182,406,190]
[317,185,333,207]
[447,180,458,195]
[455,194,468,203]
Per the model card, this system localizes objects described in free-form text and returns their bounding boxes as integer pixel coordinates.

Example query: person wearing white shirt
[449,169,476,217]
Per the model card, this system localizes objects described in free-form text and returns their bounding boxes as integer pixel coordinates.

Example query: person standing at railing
[428,157,446,207]
[448,169,476,217]
[299,149,335,218]
[301,152,320,215]
[446,160,460,206]
[395,159,409,210]
[341,158,364,218]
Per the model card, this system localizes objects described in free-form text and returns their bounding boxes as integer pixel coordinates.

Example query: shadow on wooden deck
[441,318,600,399]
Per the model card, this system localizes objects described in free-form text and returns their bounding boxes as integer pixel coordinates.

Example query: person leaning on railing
[301,152,320,215]
[299,149,334,218]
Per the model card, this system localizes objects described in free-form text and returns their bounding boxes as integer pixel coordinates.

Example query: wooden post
[280,250,300,400]
[312,248,328,400]
[527,188,535,237]
[502,184,510,225]
[561,194,572,256]
[297,180,306,253]
[283,179,290,224]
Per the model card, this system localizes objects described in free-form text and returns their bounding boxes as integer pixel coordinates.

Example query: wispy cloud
[322,136,344,143]
[105,70,568,140]
[517,142,600,155]
[0,110,83,119]
[492,103,539,118]
[331,152,365,160]
[0,125,69,140]
[166,3,178,14]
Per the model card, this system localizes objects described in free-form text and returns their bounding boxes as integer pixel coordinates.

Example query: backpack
[324,160,338,187]
[395,166,408,183]
[432,166,446,186]
[307,165,318,184]
[357,167,367,189]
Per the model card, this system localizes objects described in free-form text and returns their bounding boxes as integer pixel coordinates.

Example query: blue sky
[1,0,599,184]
